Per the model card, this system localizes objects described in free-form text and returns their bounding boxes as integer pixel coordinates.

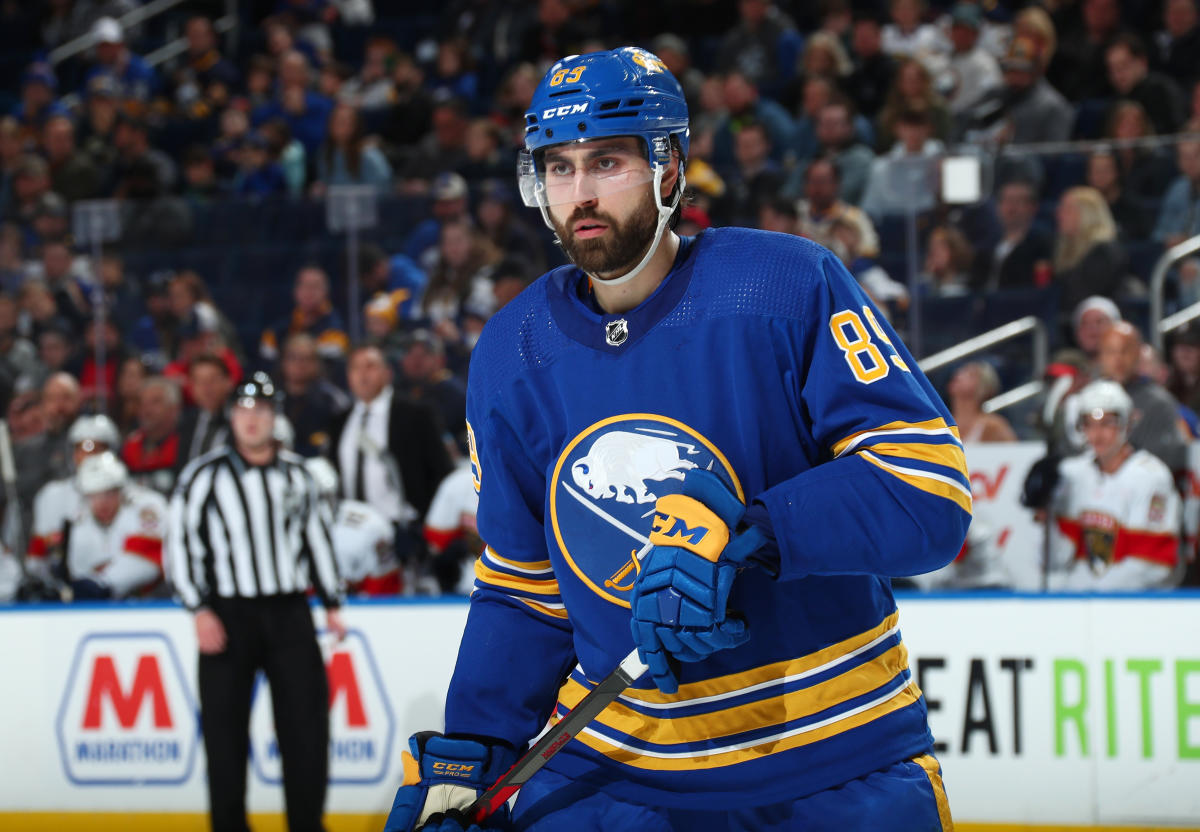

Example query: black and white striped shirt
[169,447,344,611]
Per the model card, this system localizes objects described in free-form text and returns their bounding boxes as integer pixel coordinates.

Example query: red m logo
[82,654,172,730]
[327,651,367,728]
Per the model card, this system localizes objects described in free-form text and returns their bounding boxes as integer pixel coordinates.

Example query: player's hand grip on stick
[383,733,518,832]
[629,470,774,693]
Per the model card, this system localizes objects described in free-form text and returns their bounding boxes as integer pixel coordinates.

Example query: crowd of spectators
[1,0,1200,597]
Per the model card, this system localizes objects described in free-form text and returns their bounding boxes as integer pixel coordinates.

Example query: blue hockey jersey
[448,227,971,810]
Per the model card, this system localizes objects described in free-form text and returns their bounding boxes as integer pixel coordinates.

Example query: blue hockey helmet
[519,47,689,206]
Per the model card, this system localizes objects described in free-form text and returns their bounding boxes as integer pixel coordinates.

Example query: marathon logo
[250,629,395,786]
[542,103,588,120]
[56,633,198,785]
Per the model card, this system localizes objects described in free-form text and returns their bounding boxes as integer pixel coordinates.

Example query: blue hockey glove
[384,732,517,832]
[629,470,770,694]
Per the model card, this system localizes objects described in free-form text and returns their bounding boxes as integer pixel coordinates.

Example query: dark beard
[552,194,659,278]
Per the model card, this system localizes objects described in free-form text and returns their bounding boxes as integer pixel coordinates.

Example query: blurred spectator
[109,115,177,196]
[397,329,467,450]
[126,271,174,365]
[1156,0,1200,87]
[1053,187,1127,314]
[176,355,232,470]
[259,119,307,197]
[1098,321,1189,472]
[829,215,909,313]
[799,32,853,90]
[17,280,66,350]
[651,34,706,116]
[475,180,545,273]
[14,62,67,141]
[67,451,166,599]
[25,414,120,587]
[875,57,952,151]
[0,119,23,218]
[4,155,51,233]
[113,355,147,434]
[379,51,435,151]
[420,219,499,333]
[340,35,397,111]
[212,107,250,183]
[25,238,91,334]
[405,171,470,271]
[278,332,349,458]
[0,294,38,397]
[1050,0,1121,101]
[795,156,879,256]
[946,2,1001,116]
[233,131,288,198]
[41,0,138,49]
[786,98,874,204]
[167,271,239,363]
[711,71,796,171]
[920,225,974,297]
[170,16,239,105]
[1154,138,1200,246]
[313,104,392,193]
[82,17,159,111]
[360,242,426,323]
[1000,35,1073,145]
[42,116,100,204]
[260,265,348,367]
[428,36,479,104]
[716,0,803,96]
[790,76,873,164]
[329,344,454,563]
[77,75,121,175]
[37,323,76,383]
[882,0,949,73]
[946,361,1017,442]
[1105,101,1175,203]
[1167,321,1200,414]
[116,158,193,249]
[180,146,223,205]
[848,11,897,119]
[405,95,471,178]
[758,197,799,235]
[121,376,182,495]
[861,108,944,222]
[0,224,21,292]
[252,50,333,157]
[28,192,71,251]
[20,372,83,502]
[459,119,513,182]
[721,120,785,226]
[1086,148,1151,241]
[974,179,1052,291]
[516,0,598,68]
[78,317,126,405]
[243,54,276,112]
[1105,33,1186,135]
[164,307,243,398]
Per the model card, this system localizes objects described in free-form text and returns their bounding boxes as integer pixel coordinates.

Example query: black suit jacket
[328,392,453,522]
[973,227,1053,291]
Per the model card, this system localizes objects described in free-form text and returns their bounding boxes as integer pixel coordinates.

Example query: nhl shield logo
[605,318,629,347]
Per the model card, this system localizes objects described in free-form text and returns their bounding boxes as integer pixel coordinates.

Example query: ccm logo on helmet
[542,103,588,120]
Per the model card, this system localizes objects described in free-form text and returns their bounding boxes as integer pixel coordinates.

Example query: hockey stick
[464,646,650,824]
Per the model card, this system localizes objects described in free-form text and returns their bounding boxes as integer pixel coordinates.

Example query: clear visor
[1077,409,1123,430]
[518,143,654,208]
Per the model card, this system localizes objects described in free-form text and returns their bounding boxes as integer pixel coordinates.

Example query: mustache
[564,207,616,227]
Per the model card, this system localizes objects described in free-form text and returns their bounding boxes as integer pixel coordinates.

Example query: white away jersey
[331,499,396,591]
[66,485,166,598]
[1052,450,1180,589]
[28,477,80,559]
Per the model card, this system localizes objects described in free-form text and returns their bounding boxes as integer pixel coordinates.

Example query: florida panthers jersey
[66,485,166,597]
[26,477,81,570]
[452,228,971,809]
[331,499,397,595]
[1051,450,1180,590]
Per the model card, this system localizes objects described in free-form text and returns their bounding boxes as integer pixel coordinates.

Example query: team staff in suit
[328,344,454,567]
[170,372,345,832]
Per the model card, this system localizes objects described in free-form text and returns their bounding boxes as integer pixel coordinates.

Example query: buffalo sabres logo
[629,50,668,74]
[550,414,742,607]
[604,318,629,347]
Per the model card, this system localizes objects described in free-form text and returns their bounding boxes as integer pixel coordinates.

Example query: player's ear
[659,151,682,199]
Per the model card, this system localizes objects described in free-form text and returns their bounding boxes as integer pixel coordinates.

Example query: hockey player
[25,414,121,579]
[66,451,166,599]
[305,456,398,595]
[386,48,969,831]
[1042,380,1180,590]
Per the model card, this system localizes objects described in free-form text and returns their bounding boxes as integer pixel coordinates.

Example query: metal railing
[142,15,236,67]
[47,0,192,65]
[1150,234,1200,351]
[917,315,1048,414]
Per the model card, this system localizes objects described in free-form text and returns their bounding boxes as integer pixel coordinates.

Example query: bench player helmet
[521,47,689,286]
[77,450,128,495]
[1075,379,1133,435]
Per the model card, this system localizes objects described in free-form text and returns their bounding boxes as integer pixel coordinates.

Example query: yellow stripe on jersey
[558,643,910,745]
[859,451,973,514]
[616,611,900,705]
[865,441,969,480]
[518,598,569,619]
[914,754,955,831]
[571,680,923,770]
[474,557,561,595]
[832,418,961,458]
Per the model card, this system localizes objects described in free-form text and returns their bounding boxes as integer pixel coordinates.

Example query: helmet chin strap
[539,163,686,288]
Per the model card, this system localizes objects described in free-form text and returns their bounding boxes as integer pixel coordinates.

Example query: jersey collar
[547,233,700,352]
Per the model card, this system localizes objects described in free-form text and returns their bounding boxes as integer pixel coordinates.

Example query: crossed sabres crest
[562,427,715,592]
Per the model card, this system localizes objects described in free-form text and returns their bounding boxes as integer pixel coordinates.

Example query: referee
[169,371,345,832]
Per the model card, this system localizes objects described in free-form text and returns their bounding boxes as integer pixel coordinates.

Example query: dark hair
[895,107,933,128]
[1109,32,1148,62]
[806,155,842,182]
[189,353,230,377]
[323,104,367,178]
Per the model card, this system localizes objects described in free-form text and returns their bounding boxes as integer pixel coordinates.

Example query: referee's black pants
[199,594,329,832]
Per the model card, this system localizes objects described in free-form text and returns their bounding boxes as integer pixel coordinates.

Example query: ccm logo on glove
[431,762,476,776]
[649,494,729,562]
